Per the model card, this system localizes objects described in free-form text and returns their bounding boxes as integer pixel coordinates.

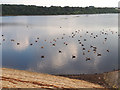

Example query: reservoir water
[1,14,118,74]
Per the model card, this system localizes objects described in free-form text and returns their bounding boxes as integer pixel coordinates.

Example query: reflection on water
[1,14,118,74]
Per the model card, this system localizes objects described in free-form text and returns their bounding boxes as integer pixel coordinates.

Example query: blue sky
[0,0,119,7]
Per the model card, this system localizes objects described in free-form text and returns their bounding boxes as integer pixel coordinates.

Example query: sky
[0,0,120,7]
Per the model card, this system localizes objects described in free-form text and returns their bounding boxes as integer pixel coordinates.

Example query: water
[1,14,118,74]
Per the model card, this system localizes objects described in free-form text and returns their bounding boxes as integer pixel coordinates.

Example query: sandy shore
[0,68,104,88]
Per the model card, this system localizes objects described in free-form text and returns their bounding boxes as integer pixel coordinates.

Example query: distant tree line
[1,4,120,15]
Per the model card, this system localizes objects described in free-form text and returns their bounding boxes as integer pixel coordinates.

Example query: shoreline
[56,70,120,88]
[1,68,119,88]
[1,68,104,88]
[1,13,119,16]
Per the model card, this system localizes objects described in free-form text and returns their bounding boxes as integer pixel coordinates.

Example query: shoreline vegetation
[1,68,120,88]
[1,4,120,16]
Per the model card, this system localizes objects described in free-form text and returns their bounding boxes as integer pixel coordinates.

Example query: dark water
[1,14,118,74]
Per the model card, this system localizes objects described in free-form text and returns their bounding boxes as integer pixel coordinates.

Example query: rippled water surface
[1,14,118,74]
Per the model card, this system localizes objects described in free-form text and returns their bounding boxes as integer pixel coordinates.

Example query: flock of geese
[1,25,119,62]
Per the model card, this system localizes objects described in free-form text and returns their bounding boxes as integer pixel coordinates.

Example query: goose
[41,46,44,49]
[86,57,91,61]
[30,43,33,45]
[79,42,81,44]
[105,38,107,40]
[90,45,93,48]
[91,33,93,35]
[107,50,109,52]
[81,44,84,46]
[97,53,101,56]
[17,43,20,45]
[3,39,5,41]
[11,39,15,41]
[83,48,85,50]
[84,39,86,41]
[88,50,90,52]
[37,37,39,39]
[41,56,44,58]
[53,44,56,46]
[59,51,62,53]
[72,55,76,59]
[83,52,85,55]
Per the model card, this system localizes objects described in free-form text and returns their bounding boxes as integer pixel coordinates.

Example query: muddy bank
[1,68,103,88]
[57,70,120,88]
